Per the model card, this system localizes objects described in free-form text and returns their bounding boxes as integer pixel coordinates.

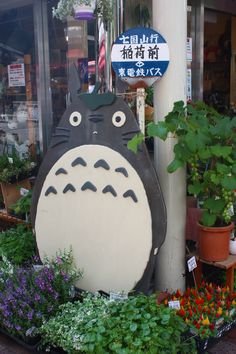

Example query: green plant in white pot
[53,0,113,24]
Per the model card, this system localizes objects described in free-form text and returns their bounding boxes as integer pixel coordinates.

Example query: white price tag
[168,300,180,309]
[8,157,13,164]
[20,188,29,196]
[109,292,128,301]
[187,256,197,272]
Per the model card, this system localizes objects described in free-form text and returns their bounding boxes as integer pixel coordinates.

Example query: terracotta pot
[0,179,31,214]
[197,222,234,262]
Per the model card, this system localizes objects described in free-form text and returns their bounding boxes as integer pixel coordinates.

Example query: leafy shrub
[0,153,36,183]
[10,190,32,221]
[0,224,36,265]
[39,293,196,353]
[0,248,82,340]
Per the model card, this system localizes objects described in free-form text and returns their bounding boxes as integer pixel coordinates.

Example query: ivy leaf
[210,145,232,158]
[232,164,236,174]
[130,323,137,332]
[185,131,197,152]
[127,133,144,153]
[216,163,230,174]
[198,148,211,160]
[203,198,225,213]
[147,122,168,140]
[167,159,184,173]
[201,211,216,227]
[222,176,236,190]
[188,182,204,195]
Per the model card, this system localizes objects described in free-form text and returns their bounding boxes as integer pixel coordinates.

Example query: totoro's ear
[68,63,81,103]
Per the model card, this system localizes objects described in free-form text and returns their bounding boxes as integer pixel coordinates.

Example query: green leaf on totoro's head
[79,82,116,110]
[127,133,145,153]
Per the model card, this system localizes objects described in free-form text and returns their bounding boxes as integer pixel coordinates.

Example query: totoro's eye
[112,111,126,127]
[69,112,82,127]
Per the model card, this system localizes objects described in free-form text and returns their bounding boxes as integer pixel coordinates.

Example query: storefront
[1,0,236,160]
[189,0,236,114]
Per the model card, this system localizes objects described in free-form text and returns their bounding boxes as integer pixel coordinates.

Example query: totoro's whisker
[52,133,70,138]
[122,130,140,136]
[55,127,70,132]
[122,137,134,141]
[51,139,69,148]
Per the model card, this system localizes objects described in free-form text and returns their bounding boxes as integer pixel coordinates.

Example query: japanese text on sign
[111,27,169,85]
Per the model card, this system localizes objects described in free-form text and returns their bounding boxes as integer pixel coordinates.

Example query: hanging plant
[52,0,113,24]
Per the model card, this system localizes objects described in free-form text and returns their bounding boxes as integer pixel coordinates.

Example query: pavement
[1,328,236,354]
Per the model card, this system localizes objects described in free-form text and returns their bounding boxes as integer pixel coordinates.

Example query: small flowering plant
[163,282,236,339]
[0,248,82,340]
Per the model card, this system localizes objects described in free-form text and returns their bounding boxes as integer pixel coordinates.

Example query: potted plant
[129,101,236,261]
[53,0,113,24]
[0,153,36,214]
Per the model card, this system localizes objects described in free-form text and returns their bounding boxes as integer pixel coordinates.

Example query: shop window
[0,5,39,158]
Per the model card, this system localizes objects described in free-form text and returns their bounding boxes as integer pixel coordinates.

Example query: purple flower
[56,256,63,264]
[27,311,34,320]
[34,293,41,301]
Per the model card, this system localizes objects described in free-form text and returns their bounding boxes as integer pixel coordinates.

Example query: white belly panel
[35,145,152,292]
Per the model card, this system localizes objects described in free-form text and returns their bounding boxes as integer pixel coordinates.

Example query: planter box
[192,316,236,353]
[0,178,31,214]
[0,327,41,352]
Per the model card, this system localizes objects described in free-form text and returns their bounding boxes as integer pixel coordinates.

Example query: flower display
[0,248,82,340]
[163,282,236,339]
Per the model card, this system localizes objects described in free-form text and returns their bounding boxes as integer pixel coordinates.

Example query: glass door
[0,2,40,159]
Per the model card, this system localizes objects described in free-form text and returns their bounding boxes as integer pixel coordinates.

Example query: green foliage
[39,293,196,353]
[53,0,113,23]
[127,133,144,153]
[0,224,36,265]
[0,153,35,183]
[10,189,32,221]
[130,101,236,227]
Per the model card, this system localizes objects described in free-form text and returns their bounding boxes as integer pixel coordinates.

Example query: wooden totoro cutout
[31,65,167,294]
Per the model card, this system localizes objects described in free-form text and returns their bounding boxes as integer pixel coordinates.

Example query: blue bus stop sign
[111,27,170,88]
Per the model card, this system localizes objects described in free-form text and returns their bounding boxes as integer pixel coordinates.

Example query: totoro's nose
[89,114,104,123]
[89,117,103,123]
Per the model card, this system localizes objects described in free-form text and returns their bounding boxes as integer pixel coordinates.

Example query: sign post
[111,27,170,131]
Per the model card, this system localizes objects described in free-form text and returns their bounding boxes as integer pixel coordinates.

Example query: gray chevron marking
[45,186,57,196]
[81,181,97,192]
[63,183,76,193]
[94,159,110,170]
[71,157,87,167]
[102,185,117,197]
[123,190,138,203]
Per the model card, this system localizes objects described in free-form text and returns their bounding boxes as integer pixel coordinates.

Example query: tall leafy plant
[129,101,236,227]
